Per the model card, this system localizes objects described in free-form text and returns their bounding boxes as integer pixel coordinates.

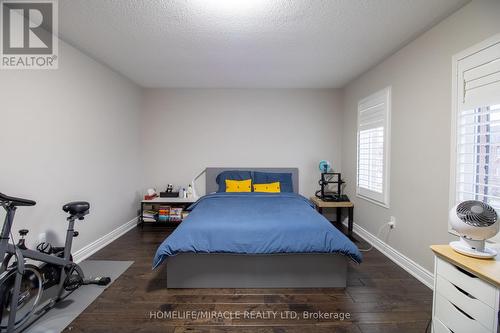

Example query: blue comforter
[153,192,362,268]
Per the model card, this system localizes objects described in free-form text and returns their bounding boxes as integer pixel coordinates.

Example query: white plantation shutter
[453,36,500,243]
[459,42,500,110]
[357,87,391,206]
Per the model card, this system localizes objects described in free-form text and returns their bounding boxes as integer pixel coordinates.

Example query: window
[356,87,391,207]
[457,105,500,206]
[451,34,500,242]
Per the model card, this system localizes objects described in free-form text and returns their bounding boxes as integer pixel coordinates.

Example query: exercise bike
[0,192,111,332]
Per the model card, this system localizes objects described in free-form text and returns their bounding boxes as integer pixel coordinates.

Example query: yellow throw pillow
[225,179,252,192]
[253,182,281,193]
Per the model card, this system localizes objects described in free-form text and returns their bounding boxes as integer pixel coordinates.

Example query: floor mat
[24,260,133,333]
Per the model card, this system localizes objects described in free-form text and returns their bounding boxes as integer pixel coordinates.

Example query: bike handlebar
[0,192,36,207]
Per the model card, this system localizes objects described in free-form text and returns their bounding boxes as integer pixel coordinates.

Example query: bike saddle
[62,201,90,216]
[0,192,36,206]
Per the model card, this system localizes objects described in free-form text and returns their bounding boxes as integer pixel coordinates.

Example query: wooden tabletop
[142,197,197,203]
[431,244,500,287]
[309,196,353,208]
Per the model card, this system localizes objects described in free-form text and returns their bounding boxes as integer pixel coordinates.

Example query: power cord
[358,223,392,252]
[425,317,431,333]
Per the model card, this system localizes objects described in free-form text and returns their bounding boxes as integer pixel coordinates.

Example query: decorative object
[144,188,158,200]
[319,160,332,173]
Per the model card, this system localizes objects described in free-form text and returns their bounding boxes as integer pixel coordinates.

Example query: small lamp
[191,169,206,199]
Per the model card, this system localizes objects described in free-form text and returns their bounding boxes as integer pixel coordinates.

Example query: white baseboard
[348,222,434,289]
[73,217,137,263]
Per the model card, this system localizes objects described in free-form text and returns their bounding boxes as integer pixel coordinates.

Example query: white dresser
[431,245,500,333]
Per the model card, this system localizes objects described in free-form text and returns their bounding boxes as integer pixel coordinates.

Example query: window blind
[453,38,500,243]
[459,43,500,110]
[357,88,390,206]
[456,104,500,210]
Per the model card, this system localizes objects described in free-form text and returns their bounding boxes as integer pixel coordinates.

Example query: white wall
[141,89,343,197]
[341,0,500,272]
[0,40,142,252]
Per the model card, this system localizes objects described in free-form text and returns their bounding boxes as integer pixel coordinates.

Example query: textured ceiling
[59,0,468,88]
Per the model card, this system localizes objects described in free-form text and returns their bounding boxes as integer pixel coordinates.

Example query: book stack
[158,206,170,222]
[169,207,183,222]
[142,210,157,223]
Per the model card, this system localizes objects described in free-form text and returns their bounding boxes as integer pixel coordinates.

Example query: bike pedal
[84,276,111,286]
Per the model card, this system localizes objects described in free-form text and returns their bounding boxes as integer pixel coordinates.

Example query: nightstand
[310,196,354,239]
[139,197,197,228]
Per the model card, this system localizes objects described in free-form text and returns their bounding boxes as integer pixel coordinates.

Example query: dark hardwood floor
[63,226,432,333]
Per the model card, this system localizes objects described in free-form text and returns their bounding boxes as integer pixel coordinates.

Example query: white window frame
[450,33,500,242]
[356,87,391,208]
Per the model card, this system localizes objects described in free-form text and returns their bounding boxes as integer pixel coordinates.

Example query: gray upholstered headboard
[205,167,299,194]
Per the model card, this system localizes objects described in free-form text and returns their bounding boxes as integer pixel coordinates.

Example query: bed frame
[166,167,348,288]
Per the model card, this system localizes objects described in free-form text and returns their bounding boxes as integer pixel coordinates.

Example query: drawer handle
[452,303,475,320]
[452,283,476,299]
[453,264,478,279]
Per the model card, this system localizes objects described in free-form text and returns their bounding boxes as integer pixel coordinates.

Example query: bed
[153,167,362,288]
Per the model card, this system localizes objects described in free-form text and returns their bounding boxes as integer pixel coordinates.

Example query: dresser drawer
[433,317,453,333]
[436,257,496,307]
[435,292,490,333]
[436,275,495,330]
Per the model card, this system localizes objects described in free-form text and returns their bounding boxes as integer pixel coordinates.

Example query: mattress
[153,192,362,268]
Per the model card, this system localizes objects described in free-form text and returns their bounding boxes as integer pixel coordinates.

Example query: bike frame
[1,202,79,332]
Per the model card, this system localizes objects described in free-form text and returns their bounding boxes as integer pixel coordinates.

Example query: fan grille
[456,201,497,227]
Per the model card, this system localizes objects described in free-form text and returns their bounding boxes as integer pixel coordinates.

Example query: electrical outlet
[388,216,396,229]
